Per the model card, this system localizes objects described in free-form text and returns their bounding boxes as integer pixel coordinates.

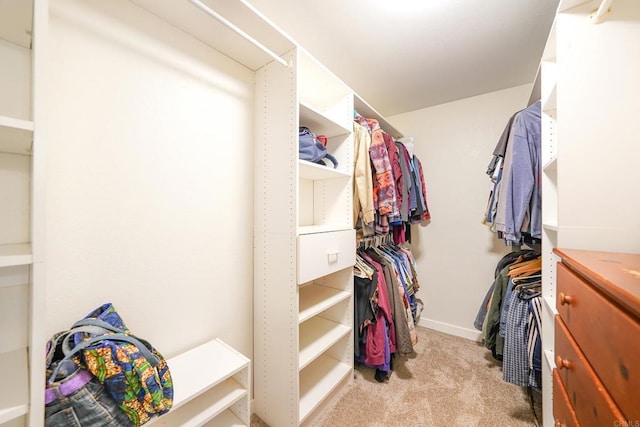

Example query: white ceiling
[246,0,559,116]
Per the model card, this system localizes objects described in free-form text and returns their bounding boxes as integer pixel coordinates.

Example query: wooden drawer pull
[555,355,572,370]
[559,292,573,306]
[555,421,566,427]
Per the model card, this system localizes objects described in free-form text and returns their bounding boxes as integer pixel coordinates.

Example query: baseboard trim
[418,318,482,342]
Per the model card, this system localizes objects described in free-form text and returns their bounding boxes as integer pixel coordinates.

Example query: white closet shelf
[299,284,351,324]
[299,355,351,424]
[0,348,29,424]
[544,295,558,317]
[542,85,557,112]
[542,107,557,120]
[204,409,246,427]
[354,95,402,139]
[559,0,592,12]
[299,102,351,138]
[0,116,34,155]
[130,0,295,71]
[297,224,352,236]
[544,349,556,371]
[0,244,32,268]
[299,160,350,181]
[298,49,352,114]
[299,317,350,371]
[161,339,249,411]
[543,223,559,232]
[0,0,33,49]
[149,378,247,426]
[543,157,558,172]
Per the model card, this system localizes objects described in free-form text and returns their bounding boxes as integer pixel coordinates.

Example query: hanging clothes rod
[590,0,614,24]
[187,0,289,67]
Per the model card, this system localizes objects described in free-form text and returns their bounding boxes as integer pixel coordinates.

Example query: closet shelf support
[590,0,614,24]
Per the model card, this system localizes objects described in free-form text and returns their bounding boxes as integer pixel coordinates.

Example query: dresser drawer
[554,316,625,426]
[297,229,355,284]
[554,368,580,427]
[556,262,640,421]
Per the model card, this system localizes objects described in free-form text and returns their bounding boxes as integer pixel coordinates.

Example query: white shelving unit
[298,284,351,323]
[0,0,46,425]
[298,355,351,423]
[0,244,33,268]
[539,9,560,425]
[539,0,640,425]
[0,349,29,425]
[0,117,33,156]
[6,1,399,424]
[150,339,250,427]
[299,317,351,370]
[120,8,399,425]
[114,1,296,426]
[254,46,356,426]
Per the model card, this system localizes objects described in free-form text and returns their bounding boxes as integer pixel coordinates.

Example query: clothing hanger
[515,280,541,290]
[509,257,541,269]
[512,274,541,285]
[518,287,541,300]
[508,258,542,277]
[521,282,541,290]
[513,273,541,282]
[355,252,375,279]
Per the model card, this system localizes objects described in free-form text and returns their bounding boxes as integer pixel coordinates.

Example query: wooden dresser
[553,249,640,426]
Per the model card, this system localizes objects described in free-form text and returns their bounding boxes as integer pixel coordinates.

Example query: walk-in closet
[2,0,639,426]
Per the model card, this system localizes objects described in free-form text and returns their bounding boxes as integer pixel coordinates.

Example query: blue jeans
[45,377,132,427]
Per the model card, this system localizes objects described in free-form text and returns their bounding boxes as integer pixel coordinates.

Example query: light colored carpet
[252,326,539,427]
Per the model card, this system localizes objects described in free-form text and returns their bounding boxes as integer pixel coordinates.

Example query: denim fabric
[45,377,132,427]
[499,278,516,337]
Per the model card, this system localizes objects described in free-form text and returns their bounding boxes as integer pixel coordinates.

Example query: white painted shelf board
[542,107,557,120]
[299,355,351,424]
[297,224,352,236]
[298,48,352,112]
[0,0,33,49]
[544,349,556,371]
[299,160,350,181]
[542,85,557,112]
[130,0,295,71]
[543,223,559,232]
[558,0,592,12]
[203,409,245,427]
[0,116,34,155]
[299,284,351,323]
[541,296,556,344]
[0,348,28,424]
[543,157,557,173]
[354,95,402,139]
[166,339,249,410]
[544,295,558,317]
[299,317,350,371]
[0,244,32,268]
[299,102,351,138]
[150,378,247,427]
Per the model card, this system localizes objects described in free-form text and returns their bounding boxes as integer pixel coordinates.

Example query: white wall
[389,84,533,340]
[45,0,255,359]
